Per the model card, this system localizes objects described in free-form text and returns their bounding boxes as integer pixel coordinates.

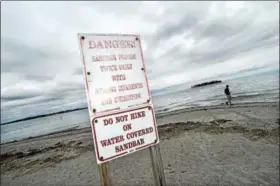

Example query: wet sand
[1,102,279,186]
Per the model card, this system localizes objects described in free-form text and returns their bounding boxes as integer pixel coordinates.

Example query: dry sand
[1,102,279,186]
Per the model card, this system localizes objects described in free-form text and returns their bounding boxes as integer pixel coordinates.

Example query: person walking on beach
[224,85,232,105]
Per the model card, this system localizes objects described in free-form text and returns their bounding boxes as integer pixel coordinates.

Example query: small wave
[232,92,278,99]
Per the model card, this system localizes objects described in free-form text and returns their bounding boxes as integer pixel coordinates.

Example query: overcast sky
[1,1,279,123]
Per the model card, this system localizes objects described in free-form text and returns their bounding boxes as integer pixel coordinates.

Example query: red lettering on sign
[89,40,103,49]
[100,135,125,147]
[118,64,132,70]
[112,74,126,81]
[93,55,117,62]
[126,127,153,140]
[118,83,143,92]
[130,111,146,120]
[89,41,96,49]
[115,138,145,153]
[100,65,118,72]
[118,54,136,60]
[114,93,141,103]
[115,115,129,123]
[123,124,132,131]
[95,87,116,95]
[103,118,113,126]
[89,40,136,49]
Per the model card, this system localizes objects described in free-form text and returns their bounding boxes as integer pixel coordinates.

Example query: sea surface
[1,70,279,143]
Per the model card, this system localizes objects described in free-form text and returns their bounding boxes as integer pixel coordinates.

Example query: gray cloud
[147,4,279,78]
[1,39,48,72]
[156,14,201,41]
[1,1,279,123]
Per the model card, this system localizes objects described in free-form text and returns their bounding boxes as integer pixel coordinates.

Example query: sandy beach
[1,102,279,186]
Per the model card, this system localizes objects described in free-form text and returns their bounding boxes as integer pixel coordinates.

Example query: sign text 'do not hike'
[92,106,159,163]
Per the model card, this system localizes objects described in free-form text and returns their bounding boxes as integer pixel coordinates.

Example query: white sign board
[78,33,151,116]
[91,105,159,164]
[78,33,159,164]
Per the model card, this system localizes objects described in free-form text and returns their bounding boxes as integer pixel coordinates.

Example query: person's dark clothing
[224,87,230,95]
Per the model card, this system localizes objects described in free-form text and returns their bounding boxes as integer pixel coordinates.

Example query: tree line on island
[191,80,222,88]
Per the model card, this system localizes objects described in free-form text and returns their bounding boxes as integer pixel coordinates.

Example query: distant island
[1,107,88,125]
[191,80,222,88]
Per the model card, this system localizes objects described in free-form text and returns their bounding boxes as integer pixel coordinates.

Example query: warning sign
[78,34,151,115]
[91,105,159,164]
[78,33,159,164]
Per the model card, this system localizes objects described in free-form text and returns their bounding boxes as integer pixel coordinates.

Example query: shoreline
[1,101,278,145]
[2,119,278,171]
[1,102,279,185]
[2,100,278,126]
[1,107,88,126]
[156,101,279,117]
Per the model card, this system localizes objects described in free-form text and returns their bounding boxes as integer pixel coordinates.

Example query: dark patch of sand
[1,119,278,175]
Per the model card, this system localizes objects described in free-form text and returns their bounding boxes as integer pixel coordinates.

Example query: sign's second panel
[91,105,159,164]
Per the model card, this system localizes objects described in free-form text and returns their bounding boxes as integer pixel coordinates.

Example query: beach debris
[164,166,175,174]
[15,152,24,159]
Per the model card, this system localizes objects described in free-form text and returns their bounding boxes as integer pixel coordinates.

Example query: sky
[1,1,279,123]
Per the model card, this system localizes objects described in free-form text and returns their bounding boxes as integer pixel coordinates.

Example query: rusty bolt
[81,36,85,40]
[154,139,157,143]
[92,108,96,113]
[95,120,98,123]
[135,37,139,41]
[87,72,90,75]
[147,100,150,103]
[141,68,144,71]
[100,156,103,160]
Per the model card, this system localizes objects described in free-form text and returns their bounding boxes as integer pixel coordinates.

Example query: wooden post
[149,144,167,186]
[150,146,160,186]
[155,144,166,186]
[99,163,112,186]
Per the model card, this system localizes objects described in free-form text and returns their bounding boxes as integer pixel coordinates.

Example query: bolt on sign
[78,33,159,164]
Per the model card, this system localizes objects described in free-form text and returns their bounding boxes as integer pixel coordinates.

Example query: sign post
[150,145,166,186]
[99,163,112,186]
[78,33,166,186]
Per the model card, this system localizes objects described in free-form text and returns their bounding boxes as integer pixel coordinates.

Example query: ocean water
[153,70,279,114]
[1,71,279,143]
